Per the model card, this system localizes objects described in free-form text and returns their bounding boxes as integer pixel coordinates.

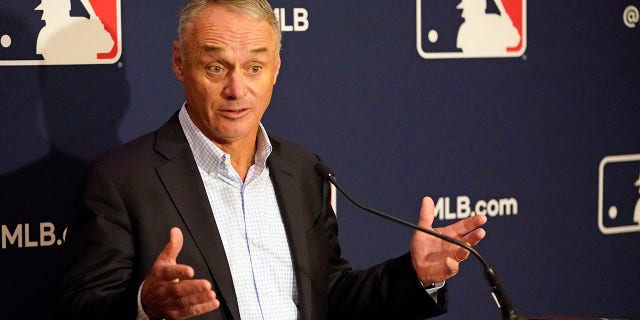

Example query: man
[56,0,487,319]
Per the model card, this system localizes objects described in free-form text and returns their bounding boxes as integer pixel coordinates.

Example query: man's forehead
[187,5,276,41]
[186,21,277,50]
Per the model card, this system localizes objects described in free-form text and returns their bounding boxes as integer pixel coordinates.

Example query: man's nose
[222,69,248,100]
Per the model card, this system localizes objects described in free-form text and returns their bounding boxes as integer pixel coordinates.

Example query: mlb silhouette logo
[0,0,121,66]
[416,0,526,59]
[599,154,640,235]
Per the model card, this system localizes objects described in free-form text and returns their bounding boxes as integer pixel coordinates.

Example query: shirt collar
[178,103,272,182]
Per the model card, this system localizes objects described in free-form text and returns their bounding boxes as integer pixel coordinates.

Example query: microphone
[314,163,525,320]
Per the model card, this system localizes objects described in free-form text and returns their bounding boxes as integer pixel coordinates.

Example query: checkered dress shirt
[179,105,299,319]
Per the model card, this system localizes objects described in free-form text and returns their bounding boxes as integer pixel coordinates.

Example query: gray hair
[177,0,281,45]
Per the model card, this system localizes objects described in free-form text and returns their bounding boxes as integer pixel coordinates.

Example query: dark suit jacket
[56,114,447,320]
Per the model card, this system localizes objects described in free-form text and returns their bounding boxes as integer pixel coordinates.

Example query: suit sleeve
[55,163,140,320]
[320,174,448,319]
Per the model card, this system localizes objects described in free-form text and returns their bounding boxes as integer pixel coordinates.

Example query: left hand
[410,196,487,284]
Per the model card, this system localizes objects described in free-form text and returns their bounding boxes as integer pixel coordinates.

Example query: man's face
[173,4,281,146]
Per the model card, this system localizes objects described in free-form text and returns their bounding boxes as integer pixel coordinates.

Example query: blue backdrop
[1,0,639,319]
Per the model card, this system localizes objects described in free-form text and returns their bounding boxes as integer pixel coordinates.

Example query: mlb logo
[416,0,526,59]
[0,0,121,66]
[598,154,640,235]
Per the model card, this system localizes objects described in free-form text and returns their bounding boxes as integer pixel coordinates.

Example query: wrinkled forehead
[180,3,281,47]
[185,10,279,57]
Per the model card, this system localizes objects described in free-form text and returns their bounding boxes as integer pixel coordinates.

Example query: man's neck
[214,136,257,182]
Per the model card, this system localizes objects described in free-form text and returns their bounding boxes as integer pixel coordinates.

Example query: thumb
[417,196,435,229]
[157,227,183,264]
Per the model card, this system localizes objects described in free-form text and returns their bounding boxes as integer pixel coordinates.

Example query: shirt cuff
[420,280,446,302]
[137,281,151,320]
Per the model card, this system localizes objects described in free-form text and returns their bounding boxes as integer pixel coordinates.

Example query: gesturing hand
[410,197,487,285]
[141,227,220,320]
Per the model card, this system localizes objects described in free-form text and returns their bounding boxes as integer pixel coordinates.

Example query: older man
[56,1,486,319]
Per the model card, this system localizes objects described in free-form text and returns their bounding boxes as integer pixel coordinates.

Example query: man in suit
[56,0,487,319]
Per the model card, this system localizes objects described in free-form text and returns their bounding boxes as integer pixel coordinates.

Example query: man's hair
[178,0,281,45]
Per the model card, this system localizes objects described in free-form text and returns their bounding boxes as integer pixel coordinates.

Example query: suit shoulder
[269,134,321,164]
[92,113,183,170]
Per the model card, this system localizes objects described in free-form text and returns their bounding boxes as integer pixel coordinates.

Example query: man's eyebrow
[250,47,268,54]
[201,45,223,53]
[200,45,270,54]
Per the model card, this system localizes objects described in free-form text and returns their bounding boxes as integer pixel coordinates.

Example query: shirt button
[251,239,258,246]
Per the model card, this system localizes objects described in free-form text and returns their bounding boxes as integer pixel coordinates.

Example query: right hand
[141,227,220,319]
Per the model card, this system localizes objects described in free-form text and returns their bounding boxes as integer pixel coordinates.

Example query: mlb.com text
[435,196,519,220]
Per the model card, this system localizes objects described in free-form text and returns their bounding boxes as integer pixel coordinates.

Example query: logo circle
[623,5,639,28]
[0,34,11,48]
[608,206,618,219]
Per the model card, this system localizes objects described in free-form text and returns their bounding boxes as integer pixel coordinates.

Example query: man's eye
[209,66,222,73]
[250,66,262,73]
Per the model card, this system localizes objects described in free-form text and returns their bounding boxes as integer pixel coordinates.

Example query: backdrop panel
[1,0,639,319]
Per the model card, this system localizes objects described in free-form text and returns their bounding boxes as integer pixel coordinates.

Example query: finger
[169,279,212,297]
[157,264,196,282]
[141,278,212,319]
[157,227,184,264]
[450,214,487,238]
[416,196,435,229]
[168,295,220,320]
[466,214,488,231]
[462,227,486,246]
[454,247,470,261]
[169,286,217,308]
[163,286,219,319]
[443,257,460,279]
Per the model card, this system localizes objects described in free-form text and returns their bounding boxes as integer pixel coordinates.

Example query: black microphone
[314,162,525,320]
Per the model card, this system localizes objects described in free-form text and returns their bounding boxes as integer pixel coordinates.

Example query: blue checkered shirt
[179,105,299,319]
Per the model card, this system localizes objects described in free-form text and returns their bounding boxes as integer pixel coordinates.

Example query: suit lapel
[267,138,314,320]
[154,115,241,320]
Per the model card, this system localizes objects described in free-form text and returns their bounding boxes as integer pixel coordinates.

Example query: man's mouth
[219,108,250,119]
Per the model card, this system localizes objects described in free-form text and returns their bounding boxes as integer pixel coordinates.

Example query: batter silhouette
[456,0,520,55]
[35,0,114,63]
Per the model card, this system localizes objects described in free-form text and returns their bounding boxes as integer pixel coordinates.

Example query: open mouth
[219,108,250,119]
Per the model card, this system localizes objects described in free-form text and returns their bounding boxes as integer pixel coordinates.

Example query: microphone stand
[317,164,526,320]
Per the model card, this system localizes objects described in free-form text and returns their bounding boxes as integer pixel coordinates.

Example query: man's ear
[172,40,185,82]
